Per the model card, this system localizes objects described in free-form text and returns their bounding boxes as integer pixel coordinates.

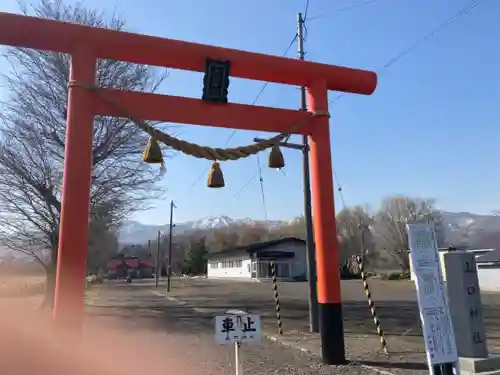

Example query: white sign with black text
[407,223,458,367]
[215,314,261,345]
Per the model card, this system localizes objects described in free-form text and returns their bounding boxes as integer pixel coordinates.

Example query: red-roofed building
[107,255,155,279]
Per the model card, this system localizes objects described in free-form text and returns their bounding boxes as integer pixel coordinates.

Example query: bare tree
[87,216,119,274]
[373,195,442,271]
[274,216,306,239]
[236,223,271,246]
[0,0,168,307]
[206,227,240,252]
[336,206,374,270]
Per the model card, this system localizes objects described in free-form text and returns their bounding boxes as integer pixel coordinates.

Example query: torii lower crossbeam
[0,12,377,365]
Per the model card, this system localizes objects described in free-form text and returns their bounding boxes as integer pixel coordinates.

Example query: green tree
[183,238,208,275]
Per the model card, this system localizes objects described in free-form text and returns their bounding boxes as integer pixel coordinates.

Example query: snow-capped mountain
[118,216,285,245]
[184,215,248,230]
[441,211,500,247]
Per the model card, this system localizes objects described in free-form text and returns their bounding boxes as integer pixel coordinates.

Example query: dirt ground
[148,277,500,369]
[3,277,498,375]
[159,277,500,338]
[0,280,381,375]
[82,280,426,375]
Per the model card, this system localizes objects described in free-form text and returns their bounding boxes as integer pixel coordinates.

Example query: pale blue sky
[1,0,499,225]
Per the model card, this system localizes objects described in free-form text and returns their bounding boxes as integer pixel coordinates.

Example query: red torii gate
[0,12,377,365]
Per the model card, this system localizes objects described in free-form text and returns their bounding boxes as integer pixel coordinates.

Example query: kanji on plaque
[215,314,261,345]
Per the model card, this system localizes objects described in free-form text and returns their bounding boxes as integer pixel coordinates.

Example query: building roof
[140,259,155,268]
[476,248,500,264]
[207,237,305,260]
[107,256,154,269]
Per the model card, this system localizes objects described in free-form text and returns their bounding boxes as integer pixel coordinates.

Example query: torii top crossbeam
[0,12,376,95]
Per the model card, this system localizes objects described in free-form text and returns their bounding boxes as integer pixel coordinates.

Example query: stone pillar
[444,251,500,375]
[443,251,487,358]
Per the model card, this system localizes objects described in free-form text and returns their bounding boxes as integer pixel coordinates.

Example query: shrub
[379,271,411,280]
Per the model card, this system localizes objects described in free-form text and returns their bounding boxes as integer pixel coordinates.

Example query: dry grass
[0,275,46,298]
[0,274,45,285]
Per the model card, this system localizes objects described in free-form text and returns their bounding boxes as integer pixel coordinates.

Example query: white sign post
[215,309,261,375]
[407,224,459,375]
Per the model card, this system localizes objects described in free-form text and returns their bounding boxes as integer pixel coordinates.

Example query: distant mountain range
[118,215,286,245]
[118,211,500,248]
[2,211,500,261]
[441,211,500,248]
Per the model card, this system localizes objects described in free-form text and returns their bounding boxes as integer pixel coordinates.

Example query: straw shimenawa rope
[67,82,330,162]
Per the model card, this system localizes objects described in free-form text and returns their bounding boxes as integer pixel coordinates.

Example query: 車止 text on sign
[215,314,261,345]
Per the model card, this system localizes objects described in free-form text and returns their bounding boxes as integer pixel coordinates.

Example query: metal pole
[298,11,319,333]
[167,200,175,292]
[153,238,159,288]
[234,342,241,375]
[155,232,161,288]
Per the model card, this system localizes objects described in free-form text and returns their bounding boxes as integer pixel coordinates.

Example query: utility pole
[166,200,175,293]
[254,13,319,334]
[298,12,319,333]
[155,232,161,288]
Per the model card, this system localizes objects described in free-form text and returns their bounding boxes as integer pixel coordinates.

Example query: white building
[206,237,307,281]
[410,247,500,292]
[409,247,493,282]
[476,249,500,292]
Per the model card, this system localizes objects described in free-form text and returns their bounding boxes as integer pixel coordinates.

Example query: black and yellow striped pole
[356,255,388,355]
[270,261,283,335]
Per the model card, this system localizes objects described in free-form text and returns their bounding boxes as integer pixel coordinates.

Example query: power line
[333,165,347,209]
[329,0,486,104]
[229,172,258,201]
[302,0,311,43]
[251,0,310,220]
[256,154,268,221]
[307,0,385,21]
[223,0,485,210]
[190,1,308,195]
[186,33,299,193]
[304,0,311,22]
[327,0,486,209]
[237,0,486,212]
[234,1,311,210]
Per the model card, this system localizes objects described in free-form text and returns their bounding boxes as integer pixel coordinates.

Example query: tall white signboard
[407,224,458,373]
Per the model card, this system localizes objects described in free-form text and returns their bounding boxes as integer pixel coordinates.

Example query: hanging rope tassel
[207,161,225,188]
[143,136,164,164]
[357,255,388,355]
[270,261,283,335]
[268,145,285,169]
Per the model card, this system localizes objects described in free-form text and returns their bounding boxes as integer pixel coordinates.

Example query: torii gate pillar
[308,81,345,363]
